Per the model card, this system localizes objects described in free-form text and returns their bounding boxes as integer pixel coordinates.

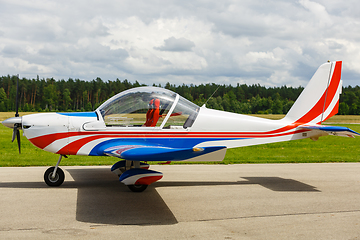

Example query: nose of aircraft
[2,116,22,154]
[2,116,22,129]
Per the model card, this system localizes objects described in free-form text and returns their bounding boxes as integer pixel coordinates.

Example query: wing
[104,144,227,162]
[299,125,360,138]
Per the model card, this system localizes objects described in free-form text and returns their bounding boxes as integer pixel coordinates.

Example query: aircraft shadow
[240,177,320,192]
[65,168,178,226]
[154,177,320,192]
[0,168,319,226]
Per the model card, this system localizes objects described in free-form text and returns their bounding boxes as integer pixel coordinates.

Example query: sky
[1,0,360,87]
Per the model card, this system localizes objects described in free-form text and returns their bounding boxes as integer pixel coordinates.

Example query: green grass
[224,126,360,163]
[1,113,360,166]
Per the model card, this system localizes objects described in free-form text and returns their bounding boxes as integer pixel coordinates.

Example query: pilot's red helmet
[154,99,160,108]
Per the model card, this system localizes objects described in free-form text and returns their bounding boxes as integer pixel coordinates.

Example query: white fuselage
[18,108,324,156]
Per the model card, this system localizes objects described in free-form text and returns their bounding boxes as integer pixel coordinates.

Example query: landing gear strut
[44,155,66,187]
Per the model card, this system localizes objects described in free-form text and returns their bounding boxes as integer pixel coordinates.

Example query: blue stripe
[304,125,360,135]
[57,112,97,117]
[120,146,226,161]
[89,137,248,156]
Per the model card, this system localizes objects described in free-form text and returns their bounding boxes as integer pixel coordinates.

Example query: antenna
[202,84,222,107]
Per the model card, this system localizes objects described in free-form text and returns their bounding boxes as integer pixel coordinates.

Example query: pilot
[144,99,154,126]
[143,98,160,127]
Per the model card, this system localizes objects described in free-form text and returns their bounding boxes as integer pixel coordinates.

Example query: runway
[0,163,360,239]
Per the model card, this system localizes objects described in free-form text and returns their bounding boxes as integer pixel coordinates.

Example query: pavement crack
[192,209,360,223]
[0,228,41,232]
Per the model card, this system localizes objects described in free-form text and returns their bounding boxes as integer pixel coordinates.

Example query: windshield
[97,86,199,129]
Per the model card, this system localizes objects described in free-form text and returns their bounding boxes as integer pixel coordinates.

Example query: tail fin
[284,61,342,125]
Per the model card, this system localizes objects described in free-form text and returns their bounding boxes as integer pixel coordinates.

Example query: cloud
[299,0,333,26]
[2,44,26,56]
[0,0,359,87]
[154,37,195,52]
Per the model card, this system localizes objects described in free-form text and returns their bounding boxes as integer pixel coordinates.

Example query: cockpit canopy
[96,87,200,129]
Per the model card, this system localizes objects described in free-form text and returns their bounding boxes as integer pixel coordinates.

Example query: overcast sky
[1,0,359,87]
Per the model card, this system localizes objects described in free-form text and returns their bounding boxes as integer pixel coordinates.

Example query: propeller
[11,75,21,154]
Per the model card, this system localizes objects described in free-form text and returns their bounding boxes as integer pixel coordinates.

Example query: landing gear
[44,167,65,186]
[128,184,148,192]
[44,154,66,187]
[117,166,163,192]
[111,160,152,192]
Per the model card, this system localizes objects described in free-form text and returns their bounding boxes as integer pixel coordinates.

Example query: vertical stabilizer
[284,61,342,124]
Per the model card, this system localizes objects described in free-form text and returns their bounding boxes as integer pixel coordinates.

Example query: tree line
[0,75,359,115]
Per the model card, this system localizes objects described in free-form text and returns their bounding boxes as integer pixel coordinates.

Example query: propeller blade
[15,75,19,117]
[11,127,17,142]
[7,75,22,154]
[16,128,21,154]
[11,124,21,154]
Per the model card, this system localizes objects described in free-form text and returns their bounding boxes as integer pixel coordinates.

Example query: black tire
[44,167,65,187]
[128,184,148,192]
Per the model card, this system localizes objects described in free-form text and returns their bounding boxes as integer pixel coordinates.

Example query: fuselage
[19,107,320,157]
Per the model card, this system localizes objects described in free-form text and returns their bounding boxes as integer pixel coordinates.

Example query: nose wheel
[44,155,66,187]
[44,166,65,186]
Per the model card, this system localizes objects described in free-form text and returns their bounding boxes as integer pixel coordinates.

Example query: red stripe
[293,61,341,125]
[60,129,308,155]
[135,175,163,185]
[322,101,339,123]
[29,132,68,149]
[65,130,308,140]
[56,135,104,155]
[324,62,341,112]
[30,127,311,152]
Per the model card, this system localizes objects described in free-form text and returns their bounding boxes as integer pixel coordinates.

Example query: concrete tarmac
[0,163,360,239]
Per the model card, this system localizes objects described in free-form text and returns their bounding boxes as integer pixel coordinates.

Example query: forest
[0,75,359,115]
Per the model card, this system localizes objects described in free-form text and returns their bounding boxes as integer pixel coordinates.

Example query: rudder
[284,61,342,125]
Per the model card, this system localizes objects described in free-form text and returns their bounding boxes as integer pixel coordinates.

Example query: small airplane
[2,61,359,192]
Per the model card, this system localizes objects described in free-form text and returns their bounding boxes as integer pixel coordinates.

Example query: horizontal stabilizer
[104,145,226,161]
[299,125,360,138]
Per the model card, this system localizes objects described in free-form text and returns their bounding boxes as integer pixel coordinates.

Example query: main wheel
[44,167,65,187]
[128,184,148,192]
